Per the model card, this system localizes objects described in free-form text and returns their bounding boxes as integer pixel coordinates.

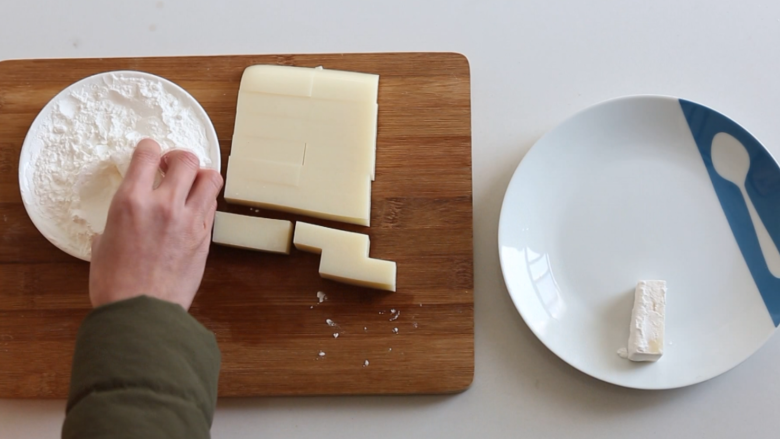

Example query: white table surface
[3,1,780,437]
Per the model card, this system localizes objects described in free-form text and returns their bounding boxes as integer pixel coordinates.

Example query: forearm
[62,296,220,439]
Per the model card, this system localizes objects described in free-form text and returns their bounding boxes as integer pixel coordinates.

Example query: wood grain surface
[0,53,473,398]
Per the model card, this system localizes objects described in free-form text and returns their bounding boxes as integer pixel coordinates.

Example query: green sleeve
[62,296,221,439]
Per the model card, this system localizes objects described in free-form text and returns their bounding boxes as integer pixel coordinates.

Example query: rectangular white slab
[627,280,666,362]
[226,65,379,226]
[212,211,293,255]
[293,222,396,292]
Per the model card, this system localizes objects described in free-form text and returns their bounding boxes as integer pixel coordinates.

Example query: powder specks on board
[389,310,400,321]
[317,291,327,303]
[363,360,370,367]
[333,333,339,339]
[392,328,399,334]
[326,319,336,327]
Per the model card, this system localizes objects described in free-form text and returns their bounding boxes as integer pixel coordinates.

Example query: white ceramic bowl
[499,95,780,389]
[18,71,221,261]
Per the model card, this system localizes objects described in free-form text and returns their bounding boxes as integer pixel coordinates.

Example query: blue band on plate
[681,99,780,326]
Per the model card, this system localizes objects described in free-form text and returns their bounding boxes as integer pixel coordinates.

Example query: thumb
[121,139,162,192]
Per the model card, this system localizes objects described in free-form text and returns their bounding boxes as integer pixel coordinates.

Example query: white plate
[498,95,780,389]
[18,71,221,261]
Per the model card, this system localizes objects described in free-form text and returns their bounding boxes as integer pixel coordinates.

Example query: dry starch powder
[30,73,212,257]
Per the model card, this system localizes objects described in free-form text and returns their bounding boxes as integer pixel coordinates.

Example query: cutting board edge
[0,51,471,71]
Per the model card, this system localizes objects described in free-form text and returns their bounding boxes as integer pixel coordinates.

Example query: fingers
[122,139,162,192]
[204,200,217,234]
[187,169,223,214]
[157,150,201,202]
[199,200,218,252]
[91,233,102,257]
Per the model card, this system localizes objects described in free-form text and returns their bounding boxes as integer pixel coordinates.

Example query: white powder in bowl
[20,71,218,260]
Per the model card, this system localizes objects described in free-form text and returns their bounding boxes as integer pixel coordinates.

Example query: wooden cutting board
[0,53,473,398]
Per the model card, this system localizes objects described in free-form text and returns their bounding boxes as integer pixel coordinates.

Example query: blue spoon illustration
[711,132,780,278]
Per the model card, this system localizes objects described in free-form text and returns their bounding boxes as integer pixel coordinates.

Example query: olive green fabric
[62,296,220,439]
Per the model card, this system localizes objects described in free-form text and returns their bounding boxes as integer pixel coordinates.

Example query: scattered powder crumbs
[317,291,327,303]
[390,309,396,313]
[389,310,400,321]
[363,360,370,367]
[388,348,392,352]
[392,328,399,334]
[419,303,423,307]
[318,351,326,358]
[413,322,418,328]
[333,333,339,339]
[310,306,314,309]
[326,319,336,327]
[363,327,368,332]
[379,311,385,315]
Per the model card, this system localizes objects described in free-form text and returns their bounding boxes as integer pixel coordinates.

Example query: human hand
[89,139,223,310]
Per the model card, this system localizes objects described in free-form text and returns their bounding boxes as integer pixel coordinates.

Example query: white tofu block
[627,280,666,362]
[293,222,396,292]
[312,68,379,102]
[227,156,302,187]
[212,211,293,255]
[236,92,310,119]
[230,136,306,165]
[240,65,314,97]
[226,65,379,226]
[234,111,308,142]
[226,156,370,225]
[232,94,376,177]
